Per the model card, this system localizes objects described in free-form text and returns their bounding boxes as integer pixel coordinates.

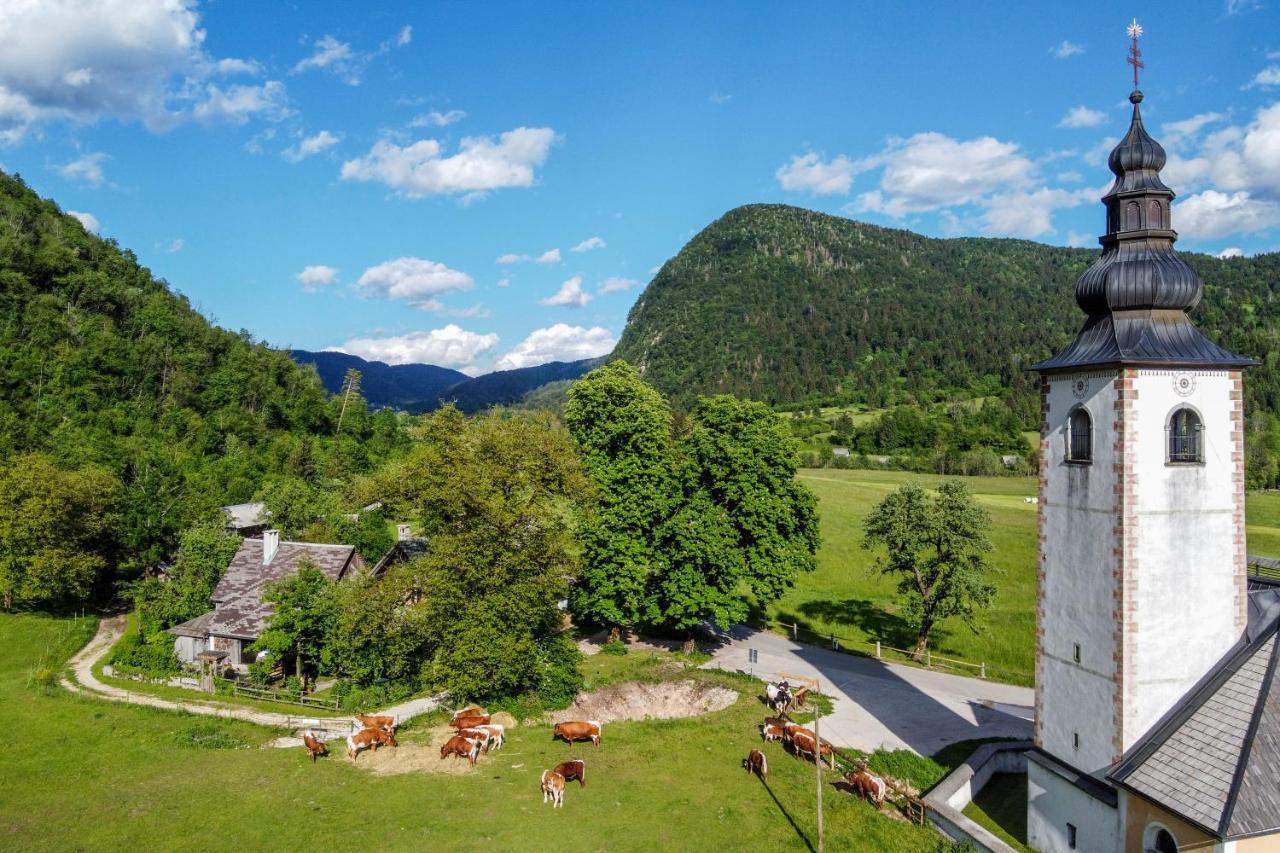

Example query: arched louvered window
[1067,407,1092,463]
[1126,200,1141,229]
[1148,199,1163,229]
[1168,408,1204,464]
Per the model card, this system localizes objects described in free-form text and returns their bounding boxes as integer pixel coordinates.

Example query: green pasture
[774,471,1280,686]
[0,613,969,852]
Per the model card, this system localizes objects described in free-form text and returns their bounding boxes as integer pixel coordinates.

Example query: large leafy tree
[254,562,339,688]
[564,360,675,628]
[0,453,120,609]
[378,408,590,700]
[327,567,426,685]
[862,481,998,658]
[133,520,240,636]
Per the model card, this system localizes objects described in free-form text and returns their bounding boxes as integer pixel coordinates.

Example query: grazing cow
[458,727,492,753]
[781,722,807,743]
[765,682,792,714]
[552,720,602,747]
[553,759,586,787]
[541,769,566,808]
[355,713,397,733]
[440,734,481,767]
[744,749,768,779]
[450,713,491,731]
[346,727,389,761]
[302,730,328,763]
[760,723,784,743]
[453,704,487,721]
[846,769,887,805]
[477,724,506,751]
[790,730,819,763]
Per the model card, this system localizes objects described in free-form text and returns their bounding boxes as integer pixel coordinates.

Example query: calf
[760,723,784,743]
[744,748,768,779]
[302,730,328,763]
[355,713,397,733]
[552,720,601,747]
[541,769,566,808]
[477,724,506,751]
[846,769,887,805]
[450,713,491,731]
[440,734,480,767]
[346,726,390,761]
[553,759,586,787]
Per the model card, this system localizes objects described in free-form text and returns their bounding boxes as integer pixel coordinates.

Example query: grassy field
[776,471,1280,685]
[962,773,1029,852]
[1,613,973,852]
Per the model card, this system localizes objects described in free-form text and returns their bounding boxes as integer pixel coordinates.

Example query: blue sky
[2,1,1278,374]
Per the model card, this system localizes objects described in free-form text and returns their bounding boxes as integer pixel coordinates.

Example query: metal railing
[769,619,1031,684]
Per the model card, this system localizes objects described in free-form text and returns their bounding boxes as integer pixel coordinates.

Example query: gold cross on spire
[1127,19,1144,89]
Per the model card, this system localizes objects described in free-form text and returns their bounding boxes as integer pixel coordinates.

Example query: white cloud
[572,236,606,253]
[330,325,499,373]
[1084,135,1120,167]
[397,25,413,47]
[536,248,561,264]
[1163,103,1280,210]
[1058,105,1107,129]
[1066,231,1093,248]
[1162,112,1224,141]
[297,264,339,291]
[776,152,856,195]
[494,324,615,370]
[1051,40,1085,59]
[496,253,528,264]
[0,0,282,142]
[283,129,340,163]
[1218,246,1245,258]
[980,187,1092,238]
[540,275,590,307]
[496,277,511,288]
[1056,170,1084,183]
[854,132,1035,217]
[339,127,556,199]
[193,81,288,125]
[1227,0,1263,14]
[599,276,638,293]
[166,238,184,253]
[355,257,474,308]
[409,109,465,128]
[709,92,732,105]
[1175,190,1280,239]
[67,210,98,233]
[292,35,356,78]
[56,151,107,187]
[1247,66,1280,89]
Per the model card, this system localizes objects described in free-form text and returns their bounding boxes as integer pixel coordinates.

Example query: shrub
[108,630,181,678]
[536,634,584,709]
[600,640,627,656]
[333,676,421,712]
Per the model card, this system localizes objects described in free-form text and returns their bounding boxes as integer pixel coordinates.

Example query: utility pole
[815,677,824,853]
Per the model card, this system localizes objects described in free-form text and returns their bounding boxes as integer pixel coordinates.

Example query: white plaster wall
[1027,759,1120,853]
[1039,370,1122,771]
[1127,370,1243,744]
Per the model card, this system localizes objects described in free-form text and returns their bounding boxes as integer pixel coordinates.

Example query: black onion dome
[1031,89,1255,372]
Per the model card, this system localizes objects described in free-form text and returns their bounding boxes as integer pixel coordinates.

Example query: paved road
[63,617,446,744]
[704,626,1033,755]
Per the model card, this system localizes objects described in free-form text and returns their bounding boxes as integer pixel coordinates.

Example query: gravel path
[63,616,447,744]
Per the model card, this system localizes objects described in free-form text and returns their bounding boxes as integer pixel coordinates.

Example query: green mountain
[0,172,402,584]
[615,204,1280,421]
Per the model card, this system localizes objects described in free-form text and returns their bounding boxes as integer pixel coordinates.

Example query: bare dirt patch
[550,680,738,724]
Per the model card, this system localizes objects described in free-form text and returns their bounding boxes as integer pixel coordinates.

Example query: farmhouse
[168,529,364,669]
[1025,57,1280,852]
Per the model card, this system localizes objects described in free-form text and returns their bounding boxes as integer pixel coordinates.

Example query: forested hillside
[614,204,1280,482]
[291,349,467,412]
[0,172,403,603]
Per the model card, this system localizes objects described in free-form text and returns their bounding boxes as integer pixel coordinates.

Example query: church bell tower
[1025,23,1255,853]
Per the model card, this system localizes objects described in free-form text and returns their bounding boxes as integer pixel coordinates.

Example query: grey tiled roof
[370,537,429,576]
[1112,592,1280,838]
[221,502,269,530]
[167,610,215,638]
[202,538,361,640]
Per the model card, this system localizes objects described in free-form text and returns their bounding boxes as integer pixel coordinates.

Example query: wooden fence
[225,681,341,711]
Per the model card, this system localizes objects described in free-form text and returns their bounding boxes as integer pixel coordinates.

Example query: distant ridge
[291,350,603,413]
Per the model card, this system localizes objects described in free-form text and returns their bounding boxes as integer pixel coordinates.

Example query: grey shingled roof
[221,501,269,530]
[167,610,215,638]
[201,537,360,640]
[1111,591,1280,839]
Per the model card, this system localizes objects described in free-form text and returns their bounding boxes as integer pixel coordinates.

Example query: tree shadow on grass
[760,777,815,853]
[792,598,920,651]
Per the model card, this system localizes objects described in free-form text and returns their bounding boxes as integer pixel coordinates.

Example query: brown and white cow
[440,734,480,767]
[845,769,887,805]
[458,727,492,753]
[744,749,768,778]
[355,713,397,733]
[552,720,601,747]
[449,713,492,731]
[541,769,566,808]
[302,730,328,762]
[346,726,394,761]
[476,724,506,751]
[553,759,586,787]
[452,704,487,721]
[760,722,784,743]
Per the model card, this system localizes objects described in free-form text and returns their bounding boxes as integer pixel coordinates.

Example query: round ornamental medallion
[1072,378,1089,399]
[1173,373,1197,398]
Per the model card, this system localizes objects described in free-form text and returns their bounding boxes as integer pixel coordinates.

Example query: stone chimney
[397,523,412,541]
[262,529,280,565]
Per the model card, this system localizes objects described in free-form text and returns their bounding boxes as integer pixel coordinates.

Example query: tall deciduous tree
[564,360,675,629]
[133,520,240,636]
[862,481,998,658]
[0,453,120,609]
[254,562,338,688]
